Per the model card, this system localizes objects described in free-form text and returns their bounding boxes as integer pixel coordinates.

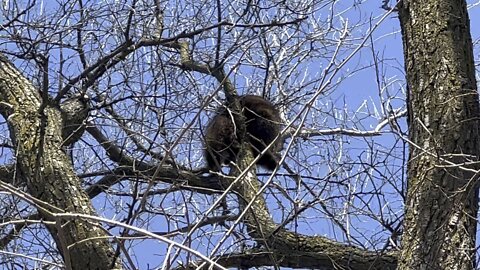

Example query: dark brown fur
[204,95,282,171]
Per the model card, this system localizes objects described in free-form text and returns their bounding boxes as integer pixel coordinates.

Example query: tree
[0,0,478,269]
[398,0,480,269]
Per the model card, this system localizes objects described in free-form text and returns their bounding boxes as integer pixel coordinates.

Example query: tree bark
[0,55,121,269]
[398,0,480,269]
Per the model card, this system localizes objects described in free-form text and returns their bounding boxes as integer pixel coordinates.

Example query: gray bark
[0,54,121,269]
[398,0,480,269]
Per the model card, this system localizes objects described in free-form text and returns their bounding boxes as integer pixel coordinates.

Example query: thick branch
[230,149,397,269]
[176,247,392,270]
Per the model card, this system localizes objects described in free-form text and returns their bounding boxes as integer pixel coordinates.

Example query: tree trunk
[398,0,480,269]
[0,55,120,269]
